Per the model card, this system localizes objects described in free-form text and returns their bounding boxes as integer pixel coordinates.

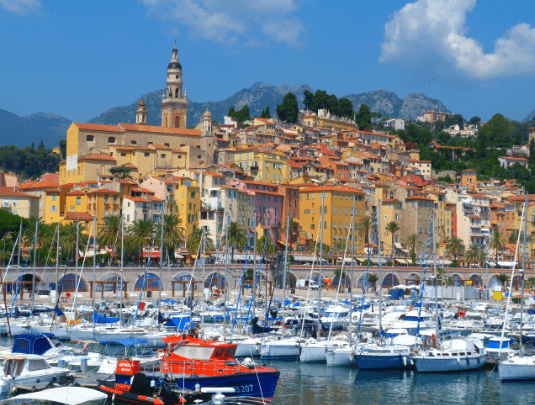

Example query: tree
[109,166,134,179]
[303,90,314,110]
[257,234,275,259]
[228,106,236,116]
[468,116,481,126]
[310,90,329,112]
[385,221,400,263]
[333,266,348,291]
[355,104,372,130]
[98,216,122,264]
[466,244,485,268]
[488,230,506,267]
[186,227,214,256]
[260,106,271,119]
[337,97,353,118]
[127,219,155,264]
[23,217,55,263]
[61,221,89,261]
[497,273,510,288]
[445,236,465,261]
[368,274,378,291]
[358,216,373,246]
[276,92,299,123]
[158,214,186,262]
[0,210,29,242]
[283,218,300,254]
[59,139,67,159]
[221,222,247,263]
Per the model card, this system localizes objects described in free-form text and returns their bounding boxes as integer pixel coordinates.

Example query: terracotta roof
[500,156,528,162]
[120,162,138,169]
[125,196,147,203]
[64,211,94,221]
[66,190,85,196]
[149,196,163,202]
[118,123,201,136]
[73,123,123,133]
[86,189,120,195]
[0,187,38,198]
[299,186,364,194]
[80,154,116,162]
[20,181,58,190]
[405,196,434,201]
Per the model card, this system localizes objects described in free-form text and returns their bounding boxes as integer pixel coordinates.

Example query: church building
[59,46,215,185]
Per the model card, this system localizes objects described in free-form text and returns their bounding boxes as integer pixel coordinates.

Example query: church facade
[60,46,215,185]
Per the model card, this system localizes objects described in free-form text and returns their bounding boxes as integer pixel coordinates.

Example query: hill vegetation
[0,141,63,179]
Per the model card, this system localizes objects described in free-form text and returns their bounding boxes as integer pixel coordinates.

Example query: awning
[395,259,409,264]
[292,255,318,262]
[164,317,197,330]
[175,253,184,259]
[143,252,160,258]
[394,242,403,249]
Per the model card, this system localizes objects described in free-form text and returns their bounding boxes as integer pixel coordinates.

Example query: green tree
[446,236,465,261]
[228,106,236,116]
[276,92,299,123]
[468,116,481,126]
[303,89,314,110]
[59,139,67,159]
[158,214,186,262]
[488,230,507,267]
[61,221,89,260]
[257,234,275,259]
[337,97,353,118]
[310,90,329,112]
[109,166,134,179]
[127,219,155,264]
[98,216,122,264]
[283,218,300,254]
[497,273,510,288]
[358,216,373,246]
[260,106,271,119]
[186,227,214,256]
[385,221,400,263]
[23,217,55,263]
[368,274,378,291]
[221,222,247,263]
[355,104,372,130]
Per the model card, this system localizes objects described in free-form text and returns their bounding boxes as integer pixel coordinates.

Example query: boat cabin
[1,354,51,378]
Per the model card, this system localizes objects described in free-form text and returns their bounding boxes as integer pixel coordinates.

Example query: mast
[120,215,124,325]
[92,215,97,308]
[31,221,38,313]
[252,211,257,321]
[159,204,164,330]
[377,201,382,333]
[520,193,528,356]
[223,213,230,340]
[317,194,325,339]
[56,223,60,302]
[17,221,22,300]
[433,211,439,339]
[282,209,290,336]
[201,227,206,330]
[75,220,79,310]
[350,195,356,324]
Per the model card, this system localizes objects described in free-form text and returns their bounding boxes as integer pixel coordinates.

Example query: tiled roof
[66,190,85,196]
[64,211,94,221]
[119,123,201,136]
[299,185,364,194]
[86,189,120,195]
[80,154,116,162]
[20,181,58,190]
[74,123,123,133]
[0,187,38,198]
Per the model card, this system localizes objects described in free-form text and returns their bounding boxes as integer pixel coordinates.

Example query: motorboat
[354,335,418,370]
[260,336,308,361]
[299,336,350,363]
[412,338,487,372]
[320,306,351,331]
[499,353,535,381]
[0,387,108,405]
[0,353,69,397]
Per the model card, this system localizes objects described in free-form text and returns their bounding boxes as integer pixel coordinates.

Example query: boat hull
[414,354,487,372]
[355,354,413,370]
[499,358,535,381]
[326,349,356,367]
[260,342,301,361]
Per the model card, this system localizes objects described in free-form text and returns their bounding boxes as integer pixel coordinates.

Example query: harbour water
[270,361,535,405]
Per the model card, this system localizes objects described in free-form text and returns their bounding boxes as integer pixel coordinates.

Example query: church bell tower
[161,45,189,128]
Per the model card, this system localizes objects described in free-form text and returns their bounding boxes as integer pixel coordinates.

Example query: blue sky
[1,0,535,123]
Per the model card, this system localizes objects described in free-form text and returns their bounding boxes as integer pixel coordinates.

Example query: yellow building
[235,149,289,184]
[0,188,39,219]
[299,186,366,253]
[303,112,358,132]
[380,198,403,257]
[172,177,200,236]
[59,153,117,185]
[83,189,121,234]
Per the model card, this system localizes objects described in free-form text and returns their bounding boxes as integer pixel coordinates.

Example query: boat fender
[409,358,414,366]
[112,393,116,403]
[457,356,460,364]
[414,349,418,354]
[402,355,407,366]
[466,357,470,365]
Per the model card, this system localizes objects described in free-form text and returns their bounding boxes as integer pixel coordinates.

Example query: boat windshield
[172,345,216,361]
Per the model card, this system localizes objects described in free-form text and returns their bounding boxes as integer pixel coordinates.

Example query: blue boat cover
[162,298,180,304]
[164,317,197,330]
[12,334,53,355]
[99,338,148,346]
[93,311,120,324]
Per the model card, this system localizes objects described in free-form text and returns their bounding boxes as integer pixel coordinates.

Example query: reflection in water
[270,361,535,405]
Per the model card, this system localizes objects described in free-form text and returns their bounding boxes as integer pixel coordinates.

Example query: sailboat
[411,212,487,372]
[499,194,535,381]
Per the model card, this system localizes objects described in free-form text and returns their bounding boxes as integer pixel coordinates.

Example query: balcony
[142,204,149,212]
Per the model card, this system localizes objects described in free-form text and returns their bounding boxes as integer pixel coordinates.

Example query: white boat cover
[7,387,107,405]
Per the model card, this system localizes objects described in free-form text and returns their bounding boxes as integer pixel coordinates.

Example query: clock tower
[161,45,189,128]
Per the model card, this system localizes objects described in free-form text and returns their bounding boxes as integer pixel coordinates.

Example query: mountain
[88,82,313,128]
[0,109,72,148]
[523,109,535,123]
[343,89,451,120]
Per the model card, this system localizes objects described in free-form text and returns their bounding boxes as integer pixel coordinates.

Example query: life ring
[353,315,359,321]
[430,334,437,348]
[458,310,465,319]
[157,349,165,354]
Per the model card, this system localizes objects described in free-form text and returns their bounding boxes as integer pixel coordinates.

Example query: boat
[299,337,349,363]
[260,336,306,361]
[158,334,280,402]
[411,338,488,372]
[0,353,70,397]
[98,359,208,405]
[0,387,107,405]
[354,335,418,370]
[499,353,535,381]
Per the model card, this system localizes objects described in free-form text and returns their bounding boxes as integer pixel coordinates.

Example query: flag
[139,302,146,311]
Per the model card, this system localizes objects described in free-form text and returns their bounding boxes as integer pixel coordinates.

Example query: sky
[1,0,535,123]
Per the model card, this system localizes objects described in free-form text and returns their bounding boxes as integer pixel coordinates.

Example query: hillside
[0,108,71,148]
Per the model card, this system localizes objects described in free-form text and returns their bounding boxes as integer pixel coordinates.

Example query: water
[269,361,535,405]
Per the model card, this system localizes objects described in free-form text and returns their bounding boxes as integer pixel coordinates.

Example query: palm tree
[466,244,485,268]
[187,228,214,256]
[446,236,465,262]
[257,234,275,259]
[127,219,155,264]
[488,230,506,267]
[156,214,186,263]
[23,217,54,263]
[368,274,378,292]
[385,221,400,263]
[98,215,121,264]
[220,221,247,263]
[406,234,421,255]
[283,218,300,253]
[60,221,89,261]
[497,273,510,288]
[358,216,372,246]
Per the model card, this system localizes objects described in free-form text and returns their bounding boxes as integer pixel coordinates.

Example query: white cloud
[0,0,41,15]
[380,0,535,79]
[141,0,305,48]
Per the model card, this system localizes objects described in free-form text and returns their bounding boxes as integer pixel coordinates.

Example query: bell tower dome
[161,44,189,128]
[136,99,148,125]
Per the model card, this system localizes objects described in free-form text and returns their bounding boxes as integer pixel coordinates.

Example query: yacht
[412,338,487,372]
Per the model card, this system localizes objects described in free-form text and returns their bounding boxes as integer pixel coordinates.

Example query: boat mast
[92,215,96,308]
[433,211,439,339]
[282,209,290,336]
[17,221,22,295]
[201,226,206,331]
[223,212,230,340]
[120,215,124,325]
[520,192,528,356]
[377,201,382,334]
[252,211,257,321]
[350,195,356,324]
[74,220,79,312]
[31,221,38,313]
[56,222,60,303]
[318,194,325,340]
[159,205,164,330]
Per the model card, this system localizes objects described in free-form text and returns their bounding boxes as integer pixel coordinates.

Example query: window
[76,197,81,205]
[108,136,116,144]
[86,135,94,142]
[121,153,126,157]
[52,194,57,201]
[164,143,170,147]
[50,206,57,212]
[144,152,150,157]
[191,191,195,198]
[131,140,137,145]
[161,154,166,158]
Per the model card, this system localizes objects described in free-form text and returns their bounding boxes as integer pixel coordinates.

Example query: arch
[451,274,463,286]
[513,275,522,290]
[19,274,42,293]
[275,271,297,288]
[357,273,377,289]
[174,273,193,293]
[205,272,225,289]
[488,275,502,289]
[174,116,180,127]
[164,116,168,127]
[332,274,350,288]
[469,274,481,287]
[382,273,400,288]
[59,274,87,293]
[97,273,123,292]
[406,273,420,286]
[135,273,161,291]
